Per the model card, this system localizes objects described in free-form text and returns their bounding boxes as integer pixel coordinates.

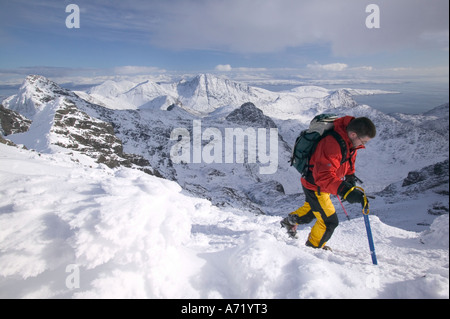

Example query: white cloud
[235,67,268,72]
[113,66,166,75]
[419,30,449,51]
[214,64,268,72]
[351,66,373,72]
[307,63,348,72]
[144,0,449,57]
[3,0,448,64]
[215,64,232,72]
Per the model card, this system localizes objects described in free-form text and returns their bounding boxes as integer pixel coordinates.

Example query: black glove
[345,174,357,187]
[346,188,367,207]
[338,182,368,209]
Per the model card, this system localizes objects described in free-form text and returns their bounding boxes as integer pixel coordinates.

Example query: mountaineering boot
[305,240,332,251]
[280,217,298,239]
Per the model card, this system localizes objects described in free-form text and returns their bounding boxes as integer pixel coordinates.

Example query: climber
[281,116,376,250]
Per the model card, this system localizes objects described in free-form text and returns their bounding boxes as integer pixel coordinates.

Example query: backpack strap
[327,130,349,166]
[304,129,351,185]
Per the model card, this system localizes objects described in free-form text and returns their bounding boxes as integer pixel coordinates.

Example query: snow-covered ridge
[2,75,75,119]
[2,75,152,173]
[389,103,449,137]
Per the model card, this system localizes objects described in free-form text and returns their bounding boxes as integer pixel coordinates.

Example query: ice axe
[357,186,378,265]
[338,186,378,265]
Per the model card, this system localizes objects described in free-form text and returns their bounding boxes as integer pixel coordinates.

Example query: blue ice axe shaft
[341,186,378,265]
[363,213,378,265]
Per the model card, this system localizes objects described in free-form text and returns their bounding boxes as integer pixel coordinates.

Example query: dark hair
[347,117,376,138]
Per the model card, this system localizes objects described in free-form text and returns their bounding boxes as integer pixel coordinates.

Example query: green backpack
[290,114,348,176]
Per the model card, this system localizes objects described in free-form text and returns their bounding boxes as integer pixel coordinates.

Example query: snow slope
[0,144,448,299]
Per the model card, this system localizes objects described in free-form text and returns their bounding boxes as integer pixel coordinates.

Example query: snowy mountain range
[0,74,448,299]
[4,74,448,210]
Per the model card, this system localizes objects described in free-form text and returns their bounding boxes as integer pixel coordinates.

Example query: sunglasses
[356,135,370,145]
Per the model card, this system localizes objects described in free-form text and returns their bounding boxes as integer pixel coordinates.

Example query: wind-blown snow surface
[0,144,448,299]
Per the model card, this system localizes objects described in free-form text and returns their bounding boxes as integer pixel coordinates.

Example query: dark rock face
[226,102,277,128]
[51,98,151,171]
[0,104,32,136]
[378,159,449,218]
[401,160,449,189]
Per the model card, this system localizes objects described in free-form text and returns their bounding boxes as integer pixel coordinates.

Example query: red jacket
[301,116,365,195]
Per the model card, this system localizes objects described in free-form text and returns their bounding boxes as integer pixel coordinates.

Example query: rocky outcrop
[0,104,31,136]
[225,102,277,128]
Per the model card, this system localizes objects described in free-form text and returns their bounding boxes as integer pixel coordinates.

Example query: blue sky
[0,0,448,87]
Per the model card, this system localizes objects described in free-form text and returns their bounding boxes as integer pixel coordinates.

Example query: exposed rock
[0,104,32,136]
[226,102,277,128]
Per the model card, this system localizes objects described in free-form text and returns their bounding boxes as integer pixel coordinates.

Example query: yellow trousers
[289,187,339,248]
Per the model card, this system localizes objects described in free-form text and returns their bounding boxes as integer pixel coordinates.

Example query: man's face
[348,131,371,148]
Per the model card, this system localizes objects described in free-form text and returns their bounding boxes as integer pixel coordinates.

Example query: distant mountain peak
[325,89,358,109]
[25,74,52,84]
[3,74,74,119]
[23,75,72,97]
[176,73,254,115]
